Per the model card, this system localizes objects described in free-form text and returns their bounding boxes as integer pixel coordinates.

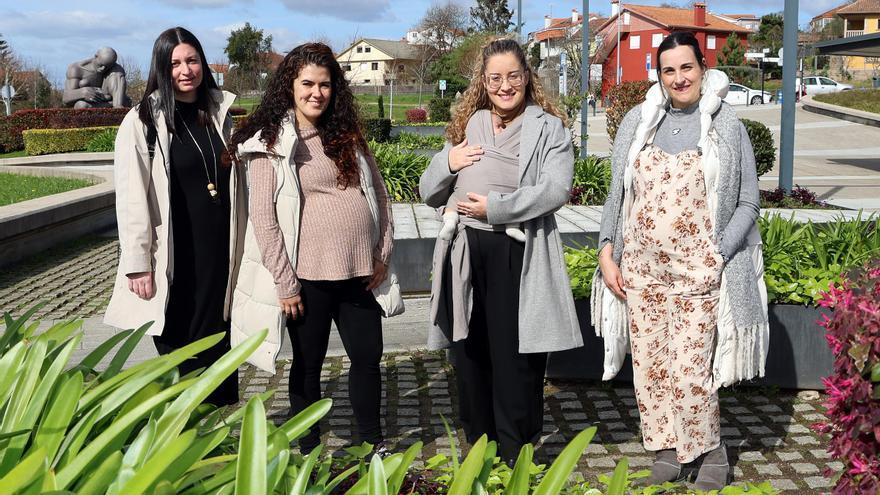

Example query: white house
[336,38,421,87]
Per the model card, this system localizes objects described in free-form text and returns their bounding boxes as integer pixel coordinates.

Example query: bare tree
[119,56,146,105]
[417,2,468,55]
[409,42,438,107]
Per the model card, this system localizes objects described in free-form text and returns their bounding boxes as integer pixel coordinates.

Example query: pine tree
[377,94,385,119]
[470,0,514,34]
[718,34,746,67]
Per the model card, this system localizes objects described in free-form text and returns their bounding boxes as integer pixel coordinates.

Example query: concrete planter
[545,300,833,391]
[390,125,446,138]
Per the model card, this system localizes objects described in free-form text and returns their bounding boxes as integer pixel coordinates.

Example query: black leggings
[449,228,548,463]
[287,278,384,450]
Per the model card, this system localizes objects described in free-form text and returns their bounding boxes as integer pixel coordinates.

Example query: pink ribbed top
[247,126,393,298]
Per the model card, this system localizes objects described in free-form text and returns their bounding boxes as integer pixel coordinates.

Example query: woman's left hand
[457,193,488,219]
[365,258,388,290]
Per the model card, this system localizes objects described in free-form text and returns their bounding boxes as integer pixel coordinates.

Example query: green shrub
[393,132,445,150]
[22,126,119,156]
[428,97,453,123]
[368,141,429,202]
[85,128,118,152]
[605,80,652,143]
[740,118,776,177]
[362,118,392,143]
[377,94,385,120]
[570,155,611,205]
[565,245,599,300]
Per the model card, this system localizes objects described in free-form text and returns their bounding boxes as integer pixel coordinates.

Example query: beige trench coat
[104,89,247,336]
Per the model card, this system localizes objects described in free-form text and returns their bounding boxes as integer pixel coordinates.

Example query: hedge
[0,107,128,153]
[23,126,119,156]
[740,118,776,176]
[428,97,453,123]
[362,118,392,143]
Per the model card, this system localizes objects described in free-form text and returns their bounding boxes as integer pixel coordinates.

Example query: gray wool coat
[419,104,583,353]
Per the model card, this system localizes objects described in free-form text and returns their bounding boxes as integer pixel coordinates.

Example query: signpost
[1,84,15,116]
[645,53,651,74]
[439,79,446,99]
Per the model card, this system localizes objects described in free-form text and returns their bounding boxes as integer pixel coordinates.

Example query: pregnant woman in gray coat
[419,38,582,463]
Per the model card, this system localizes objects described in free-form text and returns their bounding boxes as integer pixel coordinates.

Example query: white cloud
[279,0,394,22]
[156,0,254,8]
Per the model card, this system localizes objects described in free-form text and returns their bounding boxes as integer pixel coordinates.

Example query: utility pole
[580,0,590,157]
[779,0,798,192]
[517,0,523,43]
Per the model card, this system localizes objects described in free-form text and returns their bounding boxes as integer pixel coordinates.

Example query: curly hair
[446,37,565,145]
[227,42,365,188]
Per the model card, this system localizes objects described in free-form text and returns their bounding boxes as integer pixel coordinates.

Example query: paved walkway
[0,234,841,493]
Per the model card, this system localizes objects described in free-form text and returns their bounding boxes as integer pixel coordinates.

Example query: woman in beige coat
[104,27,246,406]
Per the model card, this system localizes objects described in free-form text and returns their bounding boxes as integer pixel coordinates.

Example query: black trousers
[287,278,384,451]
[449,228,548,463]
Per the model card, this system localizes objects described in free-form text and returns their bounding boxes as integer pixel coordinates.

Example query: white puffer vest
[230,115,404,373]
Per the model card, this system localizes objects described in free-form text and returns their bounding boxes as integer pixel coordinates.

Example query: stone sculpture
[63,47,130,108]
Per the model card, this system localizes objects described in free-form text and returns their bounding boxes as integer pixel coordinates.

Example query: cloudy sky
[1,0,844,86]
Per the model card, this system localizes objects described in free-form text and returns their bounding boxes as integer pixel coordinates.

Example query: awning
[813,32,880,57]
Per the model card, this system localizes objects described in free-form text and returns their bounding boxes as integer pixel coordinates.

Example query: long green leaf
[101,323,150,380]
[149,330,266,458]
[387,441,422,494]
[33,371,84,462]
[368,454,388,495]
[0,341,27,411]
[74,450,123,495]
[53,405,101,469]
[275,398,332,450]
[155,427,229,488]
[0,336,48,475]
[290,446,322,495]
[0,447,47,494]
[0,303,44,352]
[503,444,533,495]
[447,435,488,495]
[533,426,596,495]
[235,397,267,495]
[55,378,195,489]
[107,418,158,495]
[120,428,197,494]
[74,328,134,374]
[267,449,290,492]
[605,457,629,495]
[345,454,404,495]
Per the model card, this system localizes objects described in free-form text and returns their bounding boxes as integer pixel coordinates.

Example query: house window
[365,47,371,52]
[630,35,640,50]
[343,65,351,71]
[652,33,663,47]
[357,47,363,53]
[371,62,379,70]
[398,64,405,72]
[364,79,371,84]
[707,35,716,49]
[623,12,630,25]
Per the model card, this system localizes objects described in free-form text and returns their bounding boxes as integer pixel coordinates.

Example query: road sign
[646,53,651,72]
[778,48,783,66]
[438,80,447,91]
[0,85,15,99]
[745,52,765,60]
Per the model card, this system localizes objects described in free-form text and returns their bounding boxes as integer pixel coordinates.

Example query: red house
[594,1,751,97]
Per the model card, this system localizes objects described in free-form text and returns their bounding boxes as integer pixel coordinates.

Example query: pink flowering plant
[814,259,880,495]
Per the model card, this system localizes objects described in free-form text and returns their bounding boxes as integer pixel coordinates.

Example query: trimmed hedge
[605,80,652,144]
[362,118,392,143]
[406,107,428,123]
[740,118,776,176]
[428,97,453,123]
[0,107,128,153]
[23,126,119,156]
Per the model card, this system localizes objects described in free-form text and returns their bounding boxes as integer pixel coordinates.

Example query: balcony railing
[845,30,865,37]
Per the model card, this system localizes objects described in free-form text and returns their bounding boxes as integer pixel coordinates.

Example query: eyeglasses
[484,71,527,90]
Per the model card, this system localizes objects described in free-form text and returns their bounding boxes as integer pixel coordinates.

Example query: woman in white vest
[227,43,399,454]
[104,27,245,406]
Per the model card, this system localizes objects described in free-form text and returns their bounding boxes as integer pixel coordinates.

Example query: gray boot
[694,444,730,491]
[645,449,684,484]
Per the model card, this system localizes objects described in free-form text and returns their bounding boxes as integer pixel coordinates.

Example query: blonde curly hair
[445,37,565,145]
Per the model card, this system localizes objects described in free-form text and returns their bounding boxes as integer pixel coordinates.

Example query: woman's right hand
[126,272,155,300]
[280,294,305,320]
[598,244,626,299]
[448,139,483,173]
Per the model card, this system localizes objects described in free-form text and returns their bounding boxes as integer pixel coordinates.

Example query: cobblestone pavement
[1,236,840,494]
[244,354,837,494]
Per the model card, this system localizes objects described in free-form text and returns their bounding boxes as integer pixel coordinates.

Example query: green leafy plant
[393,132,445,151]
[565,245,599,300]
[363,118,392,143]
[368,141,430,202]
[429,97,453,123]
[23,126,119,156]
[85,128,118,153]
[605,81,652,144]
[570,155,611,205]
[377,95,385,120]
[740,118,776,177]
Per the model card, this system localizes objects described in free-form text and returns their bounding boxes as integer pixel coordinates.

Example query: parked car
[797,76,854,95]
[724,83,774,105]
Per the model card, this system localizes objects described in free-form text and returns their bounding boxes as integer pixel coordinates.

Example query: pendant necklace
[177,108,219,201]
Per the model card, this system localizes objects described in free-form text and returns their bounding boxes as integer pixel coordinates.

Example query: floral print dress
[620,145,723,464]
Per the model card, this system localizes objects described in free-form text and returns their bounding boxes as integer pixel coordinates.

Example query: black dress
[153,99,238,406]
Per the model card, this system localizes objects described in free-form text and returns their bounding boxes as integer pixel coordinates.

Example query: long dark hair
[228,42,365,188]
[655,31,707,82]
[138,27,218,132]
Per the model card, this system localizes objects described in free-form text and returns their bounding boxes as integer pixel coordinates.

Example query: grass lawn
[815,89,880,114]
[0,150,27,159]
[231,92,436,121]
[0,173,95,207]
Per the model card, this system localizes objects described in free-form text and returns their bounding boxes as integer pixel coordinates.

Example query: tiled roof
[722,13,759,20]
[837,0,880,15]
[624,4,753,32]
[356,38,420,60]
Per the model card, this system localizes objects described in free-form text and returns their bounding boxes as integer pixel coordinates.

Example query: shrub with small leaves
[814,259,880,495]
[406,107,428,123]
[741,118,776,177]
[362,118,392,143]
[605,80,652,143]
[760,185,829,209]
[428,97,453,123]
[23,126,119,156]
[377,95,385,120]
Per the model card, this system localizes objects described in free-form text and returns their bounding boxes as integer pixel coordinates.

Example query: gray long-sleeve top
[629,102,760,261]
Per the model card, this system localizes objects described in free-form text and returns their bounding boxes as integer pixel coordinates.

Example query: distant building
[208,64,228,87]
[529,9,607,61]
[811,4,848,32]
[712,13,760,32]
[336,38,420,87]
[593,1,751,96]
[835,0,880,76]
